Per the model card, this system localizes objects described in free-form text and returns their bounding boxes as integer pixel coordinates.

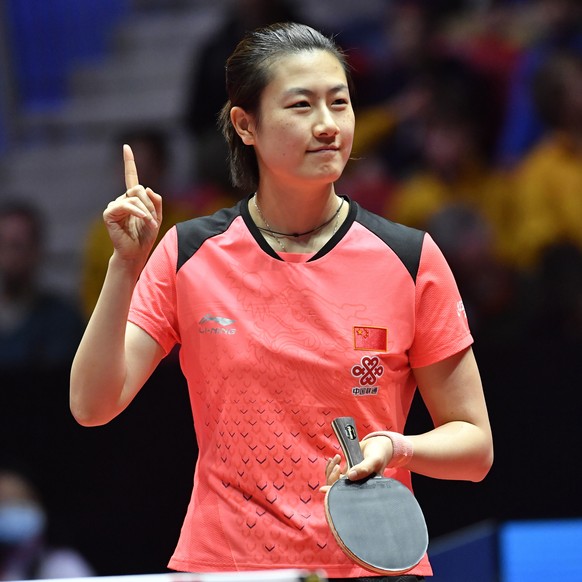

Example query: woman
[70,22,493,580]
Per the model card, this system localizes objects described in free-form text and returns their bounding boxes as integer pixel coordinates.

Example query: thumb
[346,460,376,481]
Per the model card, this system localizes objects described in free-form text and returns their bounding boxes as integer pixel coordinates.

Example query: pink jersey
[128,197,473,578]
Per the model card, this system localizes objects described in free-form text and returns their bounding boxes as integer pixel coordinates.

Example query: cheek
[342,112,355,141]
[274,123,306,153]
[256,124,301,163]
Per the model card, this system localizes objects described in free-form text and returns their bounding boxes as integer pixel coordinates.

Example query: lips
[308,146,339,153]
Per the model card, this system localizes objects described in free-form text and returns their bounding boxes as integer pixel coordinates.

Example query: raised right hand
[103,144,163,262]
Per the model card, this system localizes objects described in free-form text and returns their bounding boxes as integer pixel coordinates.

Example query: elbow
[69,375,123,427]
[470,441,494,483]
[69,393,116,428]
[470,456,493,483]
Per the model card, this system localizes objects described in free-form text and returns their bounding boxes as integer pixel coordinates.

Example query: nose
[314,105,340,137]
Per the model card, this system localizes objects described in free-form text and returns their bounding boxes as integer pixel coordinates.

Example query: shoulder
[519,136,564,169]
[175,201,243,270]
[354,203,426,282]
[176,200,242,238]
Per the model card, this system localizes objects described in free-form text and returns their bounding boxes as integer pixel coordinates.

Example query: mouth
[308,146,340,153]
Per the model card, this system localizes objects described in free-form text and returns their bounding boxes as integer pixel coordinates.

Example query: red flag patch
[353,326,388,352]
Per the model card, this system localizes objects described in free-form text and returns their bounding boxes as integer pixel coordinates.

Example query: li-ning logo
[351,356,384,396]
[199,314,235,326]
[199,314,237,335]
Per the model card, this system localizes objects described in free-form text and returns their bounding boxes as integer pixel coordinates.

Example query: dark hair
[218,22,352,192]
[532,50,582,129]
[116,127,170,168]
[0,200,44,247]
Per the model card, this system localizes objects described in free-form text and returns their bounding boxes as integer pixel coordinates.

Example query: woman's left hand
[319,436,393,493]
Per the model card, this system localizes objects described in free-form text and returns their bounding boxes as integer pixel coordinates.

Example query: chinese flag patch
[353,326,388,352]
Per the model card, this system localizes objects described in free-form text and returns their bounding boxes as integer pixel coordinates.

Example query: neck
[250,189,348,254]
[254,181,339,232]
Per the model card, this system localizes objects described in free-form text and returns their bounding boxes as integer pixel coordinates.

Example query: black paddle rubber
[324,416,428,574]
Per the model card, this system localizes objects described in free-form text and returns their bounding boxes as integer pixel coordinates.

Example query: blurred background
[1,0,581,579]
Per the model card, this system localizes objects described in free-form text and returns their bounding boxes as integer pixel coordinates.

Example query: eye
[288,100,310,109]
[332,97,349,107]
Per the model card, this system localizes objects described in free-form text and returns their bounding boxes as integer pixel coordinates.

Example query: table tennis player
[70,21,493,581]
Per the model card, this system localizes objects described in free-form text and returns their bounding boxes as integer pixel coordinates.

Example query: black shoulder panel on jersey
[175,202,242,272]
[356,205,425,283]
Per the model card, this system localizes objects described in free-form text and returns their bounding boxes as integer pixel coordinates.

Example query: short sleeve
[128,227,181,355]
[409,233,473,368]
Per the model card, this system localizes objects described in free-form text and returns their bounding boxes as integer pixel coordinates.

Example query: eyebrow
[282,84,349,98]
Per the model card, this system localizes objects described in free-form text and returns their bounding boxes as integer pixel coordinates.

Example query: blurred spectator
[509,49,582,270]
[0,468,93,581]
[426,203,525,345]
[340,80,431,214]
[340,0,439,179]
[349,83,431,160]
[495,0,582,167]
[182,0,303,189]
[386,59,516,267]
[434,1,524,143]
[344,0,433,107]
[0,201,85,370]
[337,154,397,217]
[81,127,237,318]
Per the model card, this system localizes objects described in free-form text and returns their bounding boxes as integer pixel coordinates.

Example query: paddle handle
[331,417,365,469]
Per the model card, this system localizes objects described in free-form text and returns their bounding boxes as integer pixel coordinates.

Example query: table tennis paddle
[324,416,428,574]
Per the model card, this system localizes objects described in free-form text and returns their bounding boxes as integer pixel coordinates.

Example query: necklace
[253,195,345,252]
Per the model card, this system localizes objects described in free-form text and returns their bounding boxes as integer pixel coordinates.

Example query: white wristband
[363,431,414,468]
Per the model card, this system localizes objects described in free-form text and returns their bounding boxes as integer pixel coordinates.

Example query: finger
[123,144,139,190]
[104,198,148,223]
[105,190,153,225]
[325,454,341,479]
[346,460,376,481]
[124,186,161,224]
[329,465,343,483]
[325,454,340,469]
[124,189,160,227]
[325,463,344,489]
[145,187,162,226]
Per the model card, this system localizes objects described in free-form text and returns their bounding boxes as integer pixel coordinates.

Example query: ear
[230,106,256,145]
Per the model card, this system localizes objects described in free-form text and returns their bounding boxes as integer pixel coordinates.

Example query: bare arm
[70,145,164,426]
[403,346,493,481]
[324,347,493,487]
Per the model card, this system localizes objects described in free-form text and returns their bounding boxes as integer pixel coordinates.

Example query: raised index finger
[123,144,139,190]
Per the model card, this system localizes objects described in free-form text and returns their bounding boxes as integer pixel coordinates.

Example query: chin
[312,165,345,183]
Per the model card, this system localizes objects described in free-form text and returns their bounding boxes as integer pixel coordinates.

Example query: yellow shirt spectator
[510,133,582,269]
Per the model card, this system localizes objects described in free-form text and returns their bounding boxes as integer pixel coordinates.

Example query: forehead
[264,49,348,93]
